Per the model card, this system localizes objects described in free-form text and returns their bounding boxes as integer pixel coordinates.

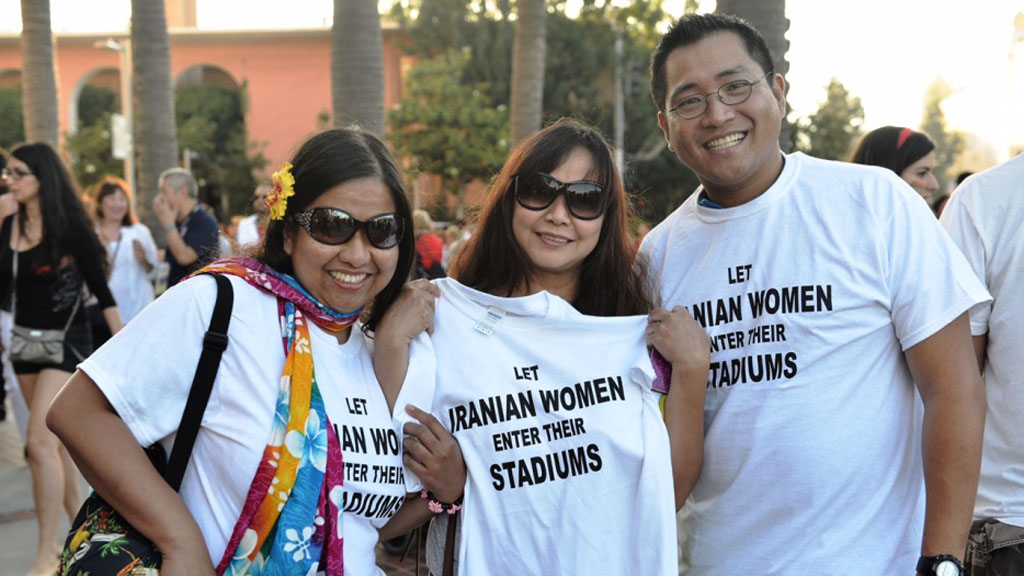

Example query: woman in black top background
[0,142,122,576]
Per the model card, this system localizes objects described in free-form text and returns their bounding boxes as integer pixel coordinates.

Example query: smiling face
[99,187,129,224]
[5,157,40,205]
[512,147,604,295]
[283,176,400,317]
[657,31,787,207]
[899,150,939,203]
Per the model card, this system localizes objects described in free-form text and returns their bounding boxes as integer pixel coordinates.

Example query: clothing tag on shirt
[474,306,506,335]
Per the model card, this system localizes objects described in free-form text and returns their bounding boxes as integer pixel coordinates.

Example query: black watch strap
[916,554,964,576]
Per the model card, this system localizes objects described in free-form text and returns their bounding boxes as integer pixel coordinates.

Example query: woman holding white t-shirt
[88,176,158,344]
[377,119,710,575]
[48,128,445,576]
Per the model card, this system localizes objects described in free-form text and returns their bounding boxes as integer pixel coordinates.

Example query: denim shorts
[965,518,1024,575]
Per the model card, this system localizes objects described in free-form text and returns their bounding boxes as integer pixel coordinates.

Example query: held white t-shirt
[640,152,990,575]
[81,274,431,575]
[104,222,158,322]
[415,278,677,576]
[941,155,1024,527]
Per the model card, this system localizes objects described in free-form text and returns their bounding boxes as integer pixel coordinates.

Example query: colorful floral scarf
[193,257,357,576]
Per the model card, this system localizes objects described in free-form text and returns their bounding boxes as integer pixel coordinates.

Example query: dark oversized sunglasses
[514,172,608,220]
[293,207,404,249]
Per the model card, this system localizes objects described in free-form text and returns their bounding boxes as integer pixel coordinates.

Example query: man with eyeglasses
[640,13,989,576]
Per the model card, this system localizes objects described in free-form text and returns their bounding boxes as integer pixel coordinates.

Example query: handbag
[8,231,82,364]
[58,273,234,576]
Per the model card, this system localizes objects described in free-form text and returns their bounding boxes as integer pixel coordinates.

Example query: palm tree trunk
[509,0,546,147]
[332,0,384,135]
[20,0,60,146]
[131,0,178,234]
[715,0,792,150]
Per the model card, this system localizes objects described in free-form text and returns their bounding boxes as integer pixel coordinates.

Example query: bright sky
[3,0,1022,163]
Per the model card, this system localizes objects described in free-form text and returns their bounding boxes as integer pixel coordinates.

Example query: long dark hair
[256,128,415,332]
[451,118,652,316]
[850,126,935,175]
[11,142,100,264]
[91,176,136,227]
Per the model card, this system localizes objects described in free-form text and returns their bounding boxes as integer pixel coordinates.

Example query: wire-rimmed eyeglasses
[667,72,773,120]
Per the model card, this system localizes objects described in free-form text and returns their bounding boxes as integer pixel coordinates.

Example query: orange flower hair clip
[267,162,295,221]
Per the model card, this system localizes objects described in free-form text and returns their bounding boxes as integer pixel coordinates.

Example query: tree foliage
[175,82,267,220]
[65,111,122,190]
[385,0,698,224]
[65,85,122,190]
[919,78,964,192]
[792,78,864,161]
[0,83,25,150]
[386,50,508,220]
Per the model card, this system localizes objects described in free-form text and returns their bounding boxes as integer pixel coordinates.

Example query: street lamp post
[94,38,135,204]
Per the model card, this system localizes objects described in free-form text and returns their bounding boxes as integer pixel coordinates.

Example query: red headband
[897,128,915,149]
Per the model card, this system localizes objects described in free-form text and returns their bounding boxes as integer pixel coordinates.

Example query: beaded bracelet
[420,489,463,515]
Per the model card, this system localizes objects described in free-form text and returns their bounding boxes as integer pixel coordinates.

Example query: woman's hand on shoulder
[647,306,710,380]
[377,279,440,348]
[402,404,465,504]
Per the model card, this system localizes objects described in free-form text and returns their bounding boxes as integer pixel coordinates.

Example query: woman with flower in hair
[49,128,449,575]
[850,126,940,203]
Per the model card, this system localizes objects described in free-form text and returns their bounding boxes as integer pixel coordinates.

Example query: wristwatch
[916,554,964,576]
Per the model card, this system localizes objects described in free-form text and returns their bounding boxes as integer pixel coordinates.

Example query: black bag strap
[443,511,458,576]
[164,273,234,491]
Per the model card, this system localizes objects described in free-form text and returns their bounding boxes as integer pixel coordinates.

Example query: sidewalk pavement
[0,399,427,576]
[0,400,41,576]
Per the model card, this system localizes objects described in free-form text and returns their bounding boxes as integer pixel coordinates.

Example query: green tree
[0,83,25,150]
[792,78,864,161]
[386,0,691,223]
[65,112,123,190]
[387,51,508,220]
[920,78,964,192]
[65,85,122,189]
[78,84,118,127]
[175,82,267,219]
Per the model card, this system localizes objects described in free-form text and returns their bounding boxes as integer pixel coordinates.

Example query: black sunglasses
[293,207,404,249]
[514,172,608,220]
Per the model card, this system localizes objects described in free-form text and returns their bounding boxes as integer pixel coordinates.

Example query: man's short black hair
[650,13,775,113]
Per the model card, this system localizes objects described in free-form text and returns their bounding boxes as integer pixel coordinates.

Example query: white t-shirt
[81,274,431,575]
[417,278,677,575]
[640,152,990,575]
[236,214,260,249]
[103,222,158,322]
[941,154,1024,527]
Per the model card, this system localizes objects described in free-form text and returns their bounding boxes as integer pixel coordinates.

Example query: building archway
[69,66,121,134]
[175,64,238,92]
[173,63,259,223]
